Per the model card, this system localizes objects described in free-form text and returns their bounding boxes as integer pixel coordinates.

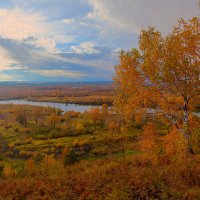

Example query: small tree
[32,107,42,125]
[64,149,78,166]
[101,104,110,126]
[89,108,101,125]
[47,113,59,129]
[15,108,28,128]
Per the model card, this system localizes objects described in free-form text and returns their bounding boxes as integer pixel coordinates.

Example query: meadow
[0,101,199,199]
[0,16,199,200]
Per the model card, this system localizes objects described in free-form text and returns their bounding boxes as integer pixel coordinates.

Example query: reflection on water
[0,99,101,113]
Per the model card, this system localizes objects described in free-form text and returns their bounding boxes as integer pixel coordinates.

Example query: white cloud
[26,37,57,52]
[80,21,89,27]
[0,8,49,41]
[71,42,100,54]
[0,74,20,81]
[30,70,85,78]
[0,47,27,71]
[0,47,16,69]
[0,9,6,17]
[62,18,75,24]
[88,0,199,34]
[0,8,74,53]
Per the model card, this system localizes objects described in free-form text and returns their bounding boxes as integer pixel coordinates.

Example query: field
[0,102,199,199]
[0,104,143,166]
[0,82,114,105]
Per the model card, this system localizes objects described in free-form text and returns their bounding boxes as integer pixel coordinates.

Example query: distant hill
[0,81,113,87]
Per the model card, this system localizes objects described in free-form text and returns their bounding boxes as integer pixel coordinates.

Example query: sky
[0,0,199,82]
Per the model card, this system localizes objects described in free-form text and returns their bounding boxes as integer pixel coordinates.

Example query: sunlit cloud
[0,0,198,82]
[62,18,75,24]
[71,42,100,54]
[30,70,86,78]
[0,8,48,41]
[0,73,21,81]
[87,0,199,34]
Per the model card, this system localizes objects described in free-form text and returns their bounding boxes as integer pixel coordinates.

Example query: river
[0,99,101,113]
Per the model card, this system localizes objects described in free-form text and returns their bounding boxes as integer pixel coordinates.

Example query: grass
[0,103,173,172]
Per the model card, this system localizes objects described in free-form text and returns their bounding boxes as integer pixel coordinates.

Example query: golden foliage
[139,123,157,153]
[114,17,200,139]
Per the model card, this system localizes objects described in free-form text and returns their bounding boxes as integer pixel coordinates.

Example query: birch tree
[114,17,200,140]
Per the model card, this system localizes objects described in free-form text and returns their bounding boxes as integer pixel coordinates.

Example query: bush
[36,135,48,140]
[19,150,33,159]
[14,127,19,132]
[92,148,108,156]
[75,123,86,135]
[64,149,78,166]
[4,125,12,130]
[33,152,44,166]
[12,140,25,146]
[48,130,62,139]
[26,138,33,144]
[20,128,31,134]
[0,165,4,176]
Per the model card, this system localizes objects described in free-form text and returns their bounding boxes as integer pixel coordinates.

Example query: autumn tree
[15,108,28,128]
[114,17,200,141]
[75,122,86,135]
[101,104,110,126]
[47,113,59,129]
[139,123,157,153]
[89,108,101,125]
[32,107,43,125]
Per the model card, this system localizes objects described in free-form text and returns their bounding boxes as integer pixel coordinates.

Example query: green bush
[64,149,78,166]
[48,130,61,139]
[33,152,44,165]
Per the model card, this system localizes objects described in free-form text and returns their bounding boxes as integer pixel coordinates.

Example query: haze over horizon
[0,0,198,82]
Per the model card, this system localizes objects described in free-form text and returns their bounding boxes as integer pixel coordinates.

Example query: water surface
[0,99,100,113]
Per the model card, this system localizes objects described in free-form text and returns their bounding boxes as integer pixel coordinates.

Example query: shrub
[64,149,78,166]
[48,130,61,139]
[36,135,48,140]
[92,148,108,156]
[12,140,25,146]
[14,127,19,132]
[4,125,12,130]
[33,152,44,166]
[75,123,86,135]
[0,165,4,176]
[20,128,31,134]
[26,138,33,144]
[19,150,33,159]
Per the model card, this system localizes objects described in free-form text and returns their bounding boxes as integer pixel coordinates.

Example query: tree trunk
[183,97,189,138]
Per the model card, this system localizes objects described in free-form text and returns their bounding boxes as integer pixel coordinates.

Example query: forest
[0,17,199,200]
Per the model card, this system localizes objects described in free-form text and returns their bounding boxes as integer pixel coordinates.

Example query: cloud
[87,0,199,34]
[0,37,114,77]
[0,0,197,82]
[62,18,75,24]
[30,70,86,78]
[0,7,75,52]
[0,9,7,17]
[0,46,27,71]
[0,1,116,81]
[80,21,89,27]
[71,42,100,54]
[0,8,48,41]
[24,37,57,52]
[0,74,20,81]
